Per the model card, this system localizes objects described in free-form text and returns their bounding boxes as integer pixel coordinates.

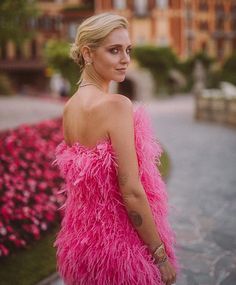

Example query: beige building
[184,0,236,60]
[0,0,235,90]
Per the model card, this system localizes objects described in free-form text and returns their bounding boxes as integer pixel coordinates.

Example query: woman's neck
[82,71,109,93]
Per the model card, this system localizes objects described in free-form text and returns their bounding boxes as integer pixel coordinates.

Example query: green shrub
[158,150,170,181]
[207,70,222,88]
[0,224,59,285]
[132,46,178,94]
[132,47,215,94]
[220,52,236,86]
[177,51,215,91]
[43,40,81,96]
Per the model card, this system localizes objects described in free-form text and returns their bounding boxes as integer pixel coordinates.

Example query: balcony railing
[185,29,195,39]
[212,31,232,39]
[215,10,226,19]
[0,59,45,71]
[61,3,94,21]
[62,3,94,13]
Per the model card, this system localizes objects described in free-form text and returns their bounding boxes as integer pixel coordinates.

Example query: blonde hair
[69,12,129,70]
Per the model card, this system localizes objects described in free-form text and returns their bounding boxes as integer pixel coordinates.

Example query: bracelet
[153,243,164,255]
[156,256,168,267]
[152,243,167,264]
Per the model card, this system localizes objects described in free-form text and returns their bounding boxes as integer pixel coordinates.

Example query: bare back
[64,90,141,197]
[63,90,110,148]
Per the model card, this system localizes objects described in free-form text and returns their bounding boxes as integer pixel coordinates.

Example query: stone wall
[110,63,154,102]
[195,93,236,127]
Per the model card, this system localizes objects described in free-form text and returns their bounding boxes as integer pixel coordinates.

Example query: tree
[43,39,81,95]
[220,52,236,86]
[0,0,39,46]
[132,46,178,92]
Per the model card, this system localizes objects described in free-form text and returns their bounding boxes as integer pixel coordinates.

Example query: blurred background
[1,0,236,98]
[0,1,236,285]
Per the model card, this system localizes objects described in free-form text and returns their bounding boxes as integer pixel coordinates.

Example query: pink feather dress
[53,103,179,285]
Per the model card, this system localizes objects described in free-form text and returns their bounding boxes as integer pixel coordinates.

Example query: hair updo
[69,12,129,70]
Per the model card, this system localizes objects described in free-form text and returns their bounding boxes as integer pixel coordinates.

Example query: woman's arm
[106,95,162,255]
[107,96,177,284]
[121,181,163,254]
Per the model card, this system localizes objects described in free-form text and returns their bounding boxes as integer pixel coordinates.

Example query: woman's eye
[110,48,119,54]
[109,47,132,55]
[126,48,132,55]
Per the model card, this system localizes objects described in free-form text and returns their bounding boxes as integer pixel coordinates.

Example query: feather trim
[52,103,180,284]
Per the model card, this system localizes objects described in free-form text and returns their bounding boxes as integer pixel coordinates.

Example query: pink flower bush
[0,118,65,258]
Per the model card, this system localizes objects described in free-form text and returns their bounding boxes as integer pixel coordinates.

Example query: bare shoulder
[105,94,133,119]
[108,93,132,106]
[63,95,74,115]
[102,94,141,193]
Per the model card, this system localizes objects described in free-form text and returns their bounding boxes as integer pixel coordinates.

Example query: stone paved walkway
[147,95,236,285]
[1,94,236,285]
[0,95,63,131]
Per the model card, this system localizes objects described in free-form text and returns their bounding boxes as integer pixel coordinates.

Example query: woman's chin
[114,76,126,83]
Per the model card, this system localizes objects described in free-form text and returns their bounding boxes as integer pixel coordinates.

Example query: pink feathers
[53,103,179,284]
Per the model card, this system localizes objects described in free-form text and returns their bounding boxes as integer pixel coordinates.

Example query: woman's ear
[81,45,93,64]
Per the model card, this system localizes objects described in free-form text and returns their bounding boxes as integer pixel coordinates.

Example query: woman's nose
[121,50,130,64]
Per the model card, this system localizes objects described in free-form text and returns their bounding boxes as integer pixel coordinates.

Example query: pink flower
[38,182,47,190]
[9,234,16,241]
[6,225,13,233]
[0,227,7,236]
[41,222,48,231]
[0,117,64,257]
[0,244,9,257]
[30,225,40,239]
[45,212,55,222]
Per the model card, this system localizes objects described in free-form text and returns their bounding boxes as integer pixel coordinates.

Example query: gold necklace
[79,81,105,92]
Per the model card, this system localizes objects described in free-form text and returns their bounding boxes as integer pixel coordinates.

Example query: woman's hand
[158,259,177,285]
[151,242,176,284]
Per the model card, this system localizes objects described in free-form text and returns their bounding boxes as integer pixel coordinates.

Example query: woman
[53,12,179,285]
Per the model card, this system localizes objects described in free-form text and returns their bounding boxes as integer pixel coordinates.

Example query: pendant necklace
[79,81,105,92]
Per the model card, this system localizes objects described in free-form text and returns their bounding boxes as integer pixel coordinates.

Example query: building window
[55,16,62,31]
[216,38,224,60]
[233,38,236,50]
[216,18,224,30]
[15,45,22,60]
[44,16,52,30]
[28,17,37,30]
[231,4,236,17]
[231,19,236,31]
[215,3,224,12]
[31,39,37,59]
[199,1,208,11]
[201,42,208,52]
[186,2,191,11]
[156,0,168,9]
[169,0,180,9]
[38,15,52,31]
[134,0,148,17]
[215,3,224,18]
[199,21,208,31]
[113,0,126,10]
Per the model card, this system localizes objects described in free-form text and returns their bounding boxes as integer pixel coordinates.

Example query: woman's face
[91,28,132,83]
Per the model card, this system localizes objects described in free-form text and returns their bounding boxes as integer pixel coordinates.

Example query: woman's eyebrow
[106,44,132,48]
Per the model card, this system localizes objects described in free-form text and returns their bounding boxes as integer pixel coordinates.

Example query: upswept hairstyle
[69,12,129,70]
